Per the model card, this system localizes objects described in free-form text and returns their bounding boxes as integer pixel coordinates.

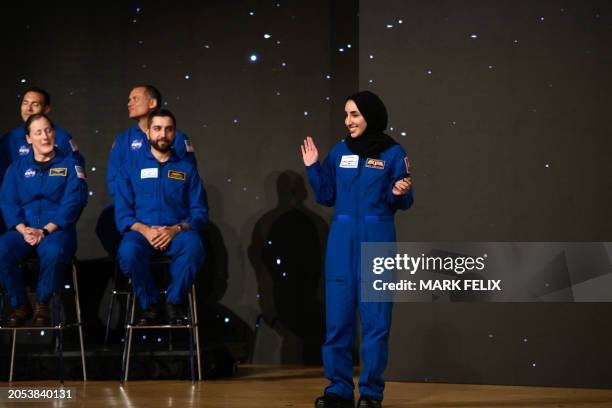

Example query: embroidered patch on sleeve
[49,167,68,177]
[69,139,79,152]
[75,165,86,179]
[168,170,186,180]
[184,139,195,153]
[404,157,411,176]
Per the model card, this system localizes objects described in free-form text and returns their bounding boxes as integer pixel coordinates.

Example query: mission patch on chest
[168,170,186,180]
[49,167,68,177]
[365,158,385,170]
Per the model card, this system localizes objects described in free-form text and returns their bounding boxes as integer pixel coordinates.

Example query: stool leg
[72,263,87,381]
[104,288,115,348]
[121,292,136,383]
[188,292,195,384]
[9,328,16,382]
[58,327,64,385]
[191,284,202,381]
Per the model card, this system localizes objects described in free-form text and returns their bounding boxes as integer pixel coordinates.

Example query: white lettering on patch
[339,155,359,169]
[140,168,159,179]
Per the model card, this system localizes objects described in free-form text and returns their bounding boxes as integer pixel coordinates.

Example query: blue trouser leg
[117,231,158,310]
[164,230,204,305]
[322,220,357,400]
[34,229,75,303]
[0,231,35,307]
[358,299,392,400]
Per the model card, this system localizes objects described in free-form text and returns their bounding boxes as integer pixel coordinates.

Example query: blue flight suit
[0,150,88,307]
[0,124,84,233]
[0,124,85,180]
[306,142,413,401]
[107,123,194,198]
[96,123,195,255]
[114,146,207,309]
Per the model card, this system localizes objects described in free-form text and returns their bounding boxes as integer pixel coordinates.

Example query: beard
[151,138,172,153]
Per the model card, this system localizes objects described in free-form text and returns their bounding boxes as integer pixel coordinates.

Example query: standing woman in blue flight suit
[301,91,412,408]
[0,113,88,327]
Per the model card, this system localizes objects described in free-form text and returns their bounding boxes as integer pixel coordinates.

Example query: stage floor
[3,366,612,407]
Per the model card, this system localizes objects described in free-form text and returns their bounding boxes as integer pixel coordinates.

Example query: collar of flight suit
[23,148,66,167]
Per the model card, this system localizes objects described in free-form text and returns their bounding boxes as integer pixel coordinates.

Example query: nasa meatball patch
[131,138,143,151]
[24,168,36,178]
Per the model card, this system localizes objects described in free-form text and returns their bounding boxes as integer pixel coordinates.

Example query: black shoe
[315,393,354,408]
[357,395,382,408]
[33,301,50,327]
[137,304,160,326]
[165,302,188,326]
[7,303,33,327]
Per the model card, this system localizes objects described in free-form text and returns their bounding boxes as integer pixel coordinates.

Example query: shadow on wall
[198,184,254,372]
[249,170,328,365]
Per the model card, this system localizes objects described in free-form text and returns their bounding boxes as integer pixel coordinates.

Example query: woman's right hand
[301,136,319,166]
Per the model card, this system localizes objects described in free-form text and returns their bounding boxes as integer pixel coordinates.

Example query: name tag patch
[168,170,186,180]
[49,167,68,177]
[365,158,385,170]
[140,168,159,179]
[339,155,359,168]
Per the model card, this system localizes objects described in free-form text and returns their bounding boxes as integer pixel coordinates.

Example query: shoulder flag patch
[69,139,79,152]
[365,158,385,170]
[75,165,86,179]
[404,157,411,176]
[49,167,68,177]
[168,170,186,181]
[184,139,195,153]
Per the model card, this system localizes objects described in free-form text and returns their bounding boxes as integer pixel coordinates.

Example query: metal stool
[0,257,87,383]
[119,256,201,383]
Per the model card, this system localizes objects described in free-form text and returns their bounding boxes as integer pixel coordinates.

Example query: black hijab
[344,90,397,158]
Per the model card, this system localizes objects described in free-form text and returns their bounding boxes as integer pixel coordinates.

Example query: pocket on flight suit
[325,219,354,282]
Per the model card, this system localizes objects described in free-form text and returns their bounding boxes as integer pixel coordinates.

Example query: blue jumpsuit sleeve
[56,130,86,168]
[386,148,413,211]
[306,148,337,207]
[0,164,26,229]
[113,163,138,232]
[51,161,89,229]
[185,168,208,232]
[106,135,123,199]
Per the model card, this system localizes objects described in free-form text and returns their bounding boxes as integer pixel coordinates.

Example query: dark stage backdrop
[0,1,358,365]
[359,0,612,387]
